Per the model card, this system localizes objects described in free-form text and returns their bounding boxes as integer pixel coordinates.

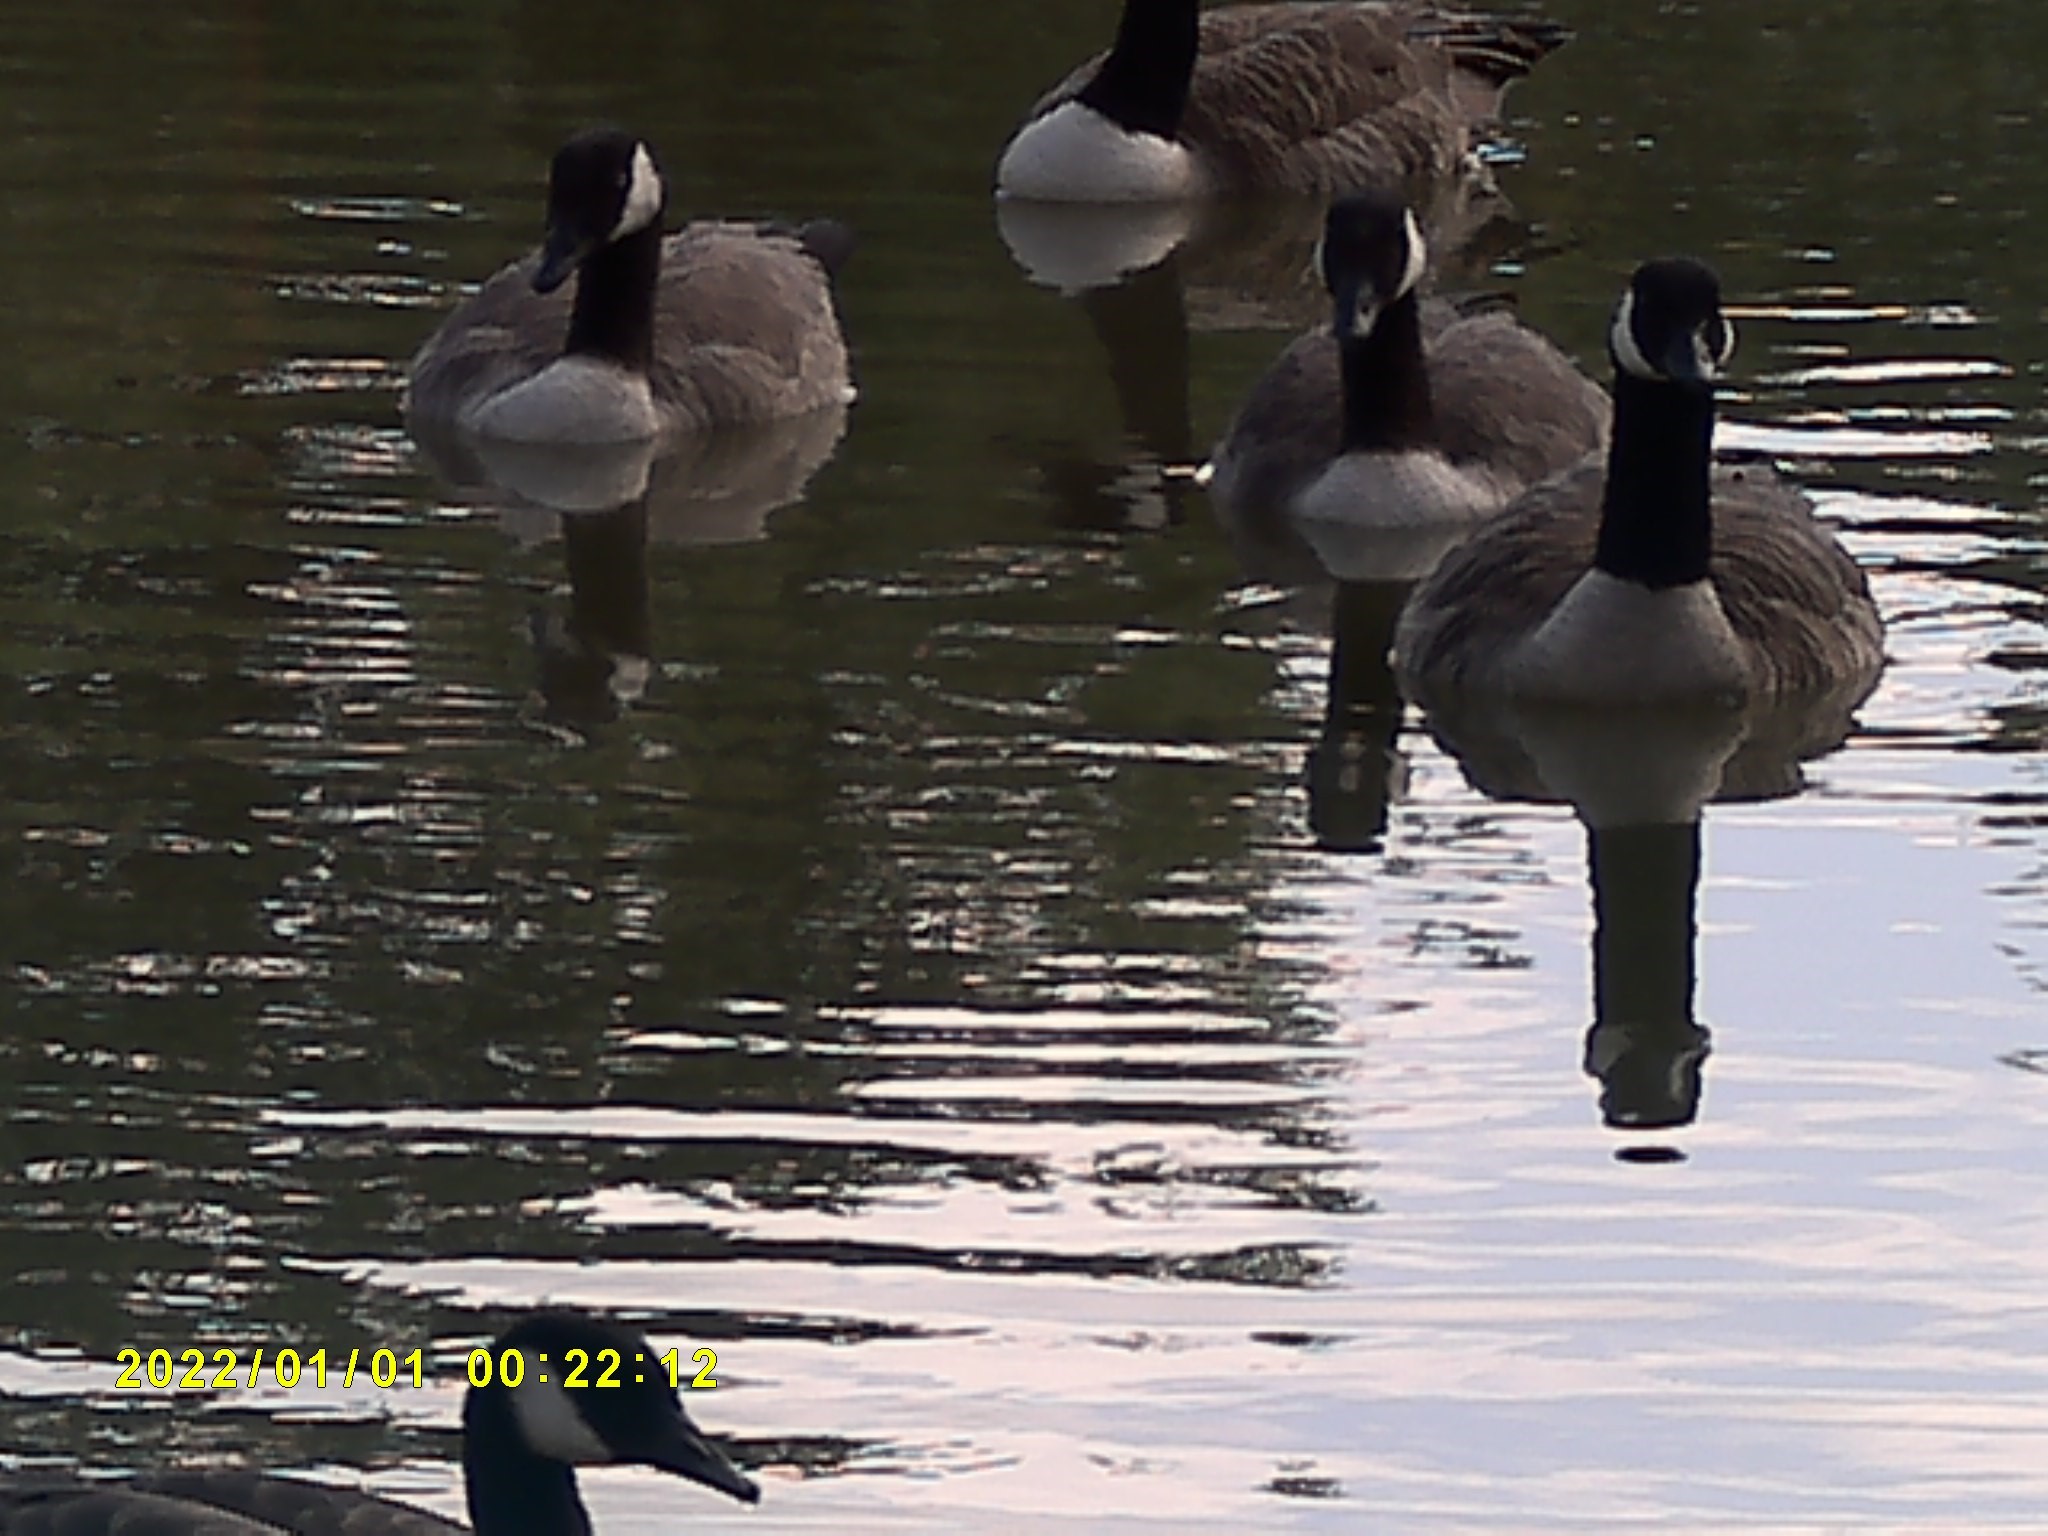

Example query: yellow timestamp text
[464,1344,721,1390]
[115,1346,426,1392]
[114,1343,725,1393]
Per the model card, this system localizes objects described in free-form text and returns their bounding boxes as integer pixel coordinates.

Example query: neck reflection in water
[1403,680,1871,1152]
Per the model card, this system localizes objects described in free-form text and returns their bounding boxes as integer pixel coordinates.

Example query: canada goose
[0,1313,758,1533]
[405,128,853,445]
[1393,258,1887,708]
[1205,192,1607,573]
[995,1,1568,203]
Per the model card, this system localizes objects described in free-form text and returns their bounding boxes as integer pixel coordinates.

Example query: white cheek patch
[1710,315,1737,368]
[510,1380,614,1465]
[1610,290,1659,380]
[1396,209,1427,299]
[1689,316,1735,381]
[610,143,664,241]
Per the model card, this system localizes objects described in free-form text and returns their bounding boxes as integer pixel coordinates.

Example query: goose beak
[532,225,590,295]
[1659,327,1719,388]
[638,1411,762,1505]
[1331,274,1377,341]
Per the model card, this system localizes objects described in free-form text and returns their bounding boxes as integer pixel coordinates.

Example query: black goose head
[1592,258,1736,590]
[533,129,669,295]
[1608,258,1736,390]
[1315,193,1427,342]
[462,1312,758,1533]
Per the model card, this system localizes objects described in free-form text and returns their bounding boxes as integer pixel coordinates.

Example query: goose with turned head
[406,128,854,446]
[0,1313,758,1534]
[996,0,1569,203]
[1392,257,1886,709]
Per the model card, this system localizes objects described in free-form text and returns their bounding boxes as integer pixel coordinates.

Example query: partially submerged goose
[1392,258,1886,707]
[996,0,1569,202]
[406,129,853,444]
[0,1313,758,1533]
[1206,191,1606,573]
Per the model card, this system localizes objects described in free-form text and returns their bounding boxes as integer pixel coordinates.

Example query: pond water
[2,0,2045,1529]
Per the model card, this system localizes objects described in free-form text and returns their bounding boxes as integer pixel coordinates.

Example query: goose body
[996,1,1568,203]
[0,1314,758,1535]
[406,130,853,445]
[1393,259,1886,708]
[1206,193,1606,560]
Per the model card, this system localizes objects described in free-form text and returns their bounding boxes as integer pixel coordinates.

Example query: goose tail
[796,218,858,281]
[1416,13,1571,86]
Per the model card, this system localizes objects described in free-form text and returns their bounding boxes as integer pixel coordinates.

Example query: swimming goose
[1392,258,1887,707]
[1206,192,1607,567]
[405,128,853,444]
[995,1,1568,202]
[0,1313,758,1533]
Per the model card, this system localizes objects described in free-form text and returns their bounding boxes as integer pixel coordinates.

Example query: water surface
[2,1,2045,1529]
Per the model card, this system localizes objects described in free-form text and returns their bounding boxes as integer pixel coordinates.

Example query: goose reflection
[411,404,849,549]
[1308,581,1407,853]
[1022,250,1199,534]
[996,184,1522,318]
[409,406,848,724]
[1419,687,1872,1136]
[1050,252,1200,532]
[1229,499,1480,854]
[530,499,654,726]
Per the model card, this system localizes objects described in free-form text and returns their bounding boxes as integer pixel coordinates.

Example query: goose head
[1315,192,1426,342]
[533,130,668,295]
[462,1312,758,1532]
[1609,258,1736,390]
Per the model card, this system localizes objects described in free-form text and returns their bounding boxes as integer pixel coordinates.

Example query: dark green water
[2,1,2045,1528]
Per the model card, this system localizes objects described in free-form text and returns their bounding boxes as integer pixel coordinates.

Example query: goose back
[0,1474,465,1535]
[405,219,852,440]
[1013,2,1567,198]
[0,1482,286,1534]
[1392,456,1885,704]
[138,1472,466,1533]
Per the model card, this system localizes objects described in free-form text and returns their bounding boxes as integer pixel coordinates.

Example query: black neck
[565,503,652,658]
[564,221,663,372]
[1309,581,1407,854]
[1594,371,1715,588]
[463,1393,592,1536]
[1584,820,1710,1131]
[466,1461,590,1536]
[1081,255,1192,462]
[1590,821,1700,1025]
[1339,294,1434,453]
[1077,0,1197,140]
